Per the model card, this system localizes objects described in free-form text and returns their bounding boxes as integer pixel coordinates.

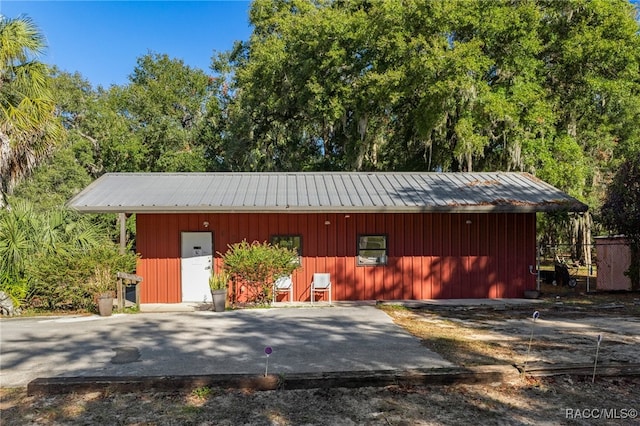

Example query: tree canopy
[51,53,221,176]
[213,0,640,205]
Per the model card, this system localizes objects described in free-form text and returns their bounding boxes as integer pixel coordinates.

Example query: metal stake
[523,311,540,377]
[592,334,602,384]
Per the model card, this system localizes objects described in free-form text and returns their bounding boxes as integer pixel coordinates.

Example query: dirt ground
[1,375,638,425]
[1,291,639,426]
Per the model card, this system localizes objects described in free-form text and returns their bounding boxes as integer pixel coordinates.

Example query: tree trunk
[583,212,592,267]
[0,131,11,208]
[570,213,592,266]
[567,112,577,139]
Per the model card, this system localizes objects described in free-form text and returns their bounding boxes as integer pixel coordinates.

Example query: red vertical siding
[135,212,537,303]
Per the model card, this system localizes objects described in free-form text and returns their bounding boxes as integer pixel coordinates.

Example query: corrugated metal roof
[67,172,588,213]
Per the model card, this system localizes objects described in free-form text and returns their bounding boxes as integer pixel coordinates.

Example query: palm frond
[0,15,46,68]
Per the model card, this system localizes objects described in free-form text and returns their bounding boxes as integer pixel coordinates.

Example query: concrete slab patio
[0,305,453,388]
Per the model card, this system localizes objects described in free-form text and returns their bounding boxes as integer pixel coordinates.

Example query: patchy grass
[9,308,93,318]
[190,386,213,401]
[536,289,640,317]
[11,305,142,318]
[3,377,639,425]
[378,305,519,366]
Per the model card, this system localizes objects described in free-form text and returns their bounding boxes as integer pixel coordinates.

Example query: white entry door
[181,232,213,302]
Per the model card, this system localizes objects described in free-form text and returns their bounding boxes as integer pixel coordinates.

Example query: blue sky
[0,1,253,88]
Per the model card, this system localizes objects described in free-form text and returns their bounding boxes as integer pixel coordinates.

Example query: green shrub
[0,272,28,307]
[220,240,299,305]
[0,200,137,312]
[26,243,137,311]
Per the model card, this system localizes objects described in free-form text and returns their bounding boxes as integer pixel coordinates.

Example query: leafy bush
[0,200,137,312]
[220,240,299,305]
[0,273,28,307]
[26,244,137,311]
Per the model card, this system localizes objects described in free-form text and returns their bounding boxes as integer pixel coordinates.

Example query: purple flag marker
[264,346,273,376]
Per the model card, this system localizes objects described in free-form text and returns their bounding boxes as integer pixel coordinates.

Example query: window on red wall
[270,235,302,265]
[357,235,388,266]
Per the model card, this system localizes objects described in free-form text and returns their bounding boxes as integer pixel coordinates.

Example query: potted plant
[88,266,115,316]
[209,271,229,312]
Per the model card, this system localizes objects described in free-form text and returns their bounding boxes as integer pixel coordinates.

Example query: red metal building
[69,172,587,303]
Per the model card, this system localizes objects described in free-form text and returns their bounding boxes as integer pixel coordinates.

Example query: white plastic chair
[311,273,331,305]
[273,275,294,302]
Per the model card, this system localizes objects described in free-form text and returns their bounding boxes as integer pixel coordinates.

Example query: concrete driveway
[0,305,452,388]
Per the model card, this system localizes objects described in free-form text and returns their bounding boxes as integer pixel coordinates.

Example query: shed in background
[595,236,633,291]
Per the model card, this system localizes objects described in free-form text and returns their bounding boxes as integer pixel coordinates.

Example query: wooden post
[117,275,125,310]
[135,282,140,309]
[116,272,143,310]
[119,212,126,255]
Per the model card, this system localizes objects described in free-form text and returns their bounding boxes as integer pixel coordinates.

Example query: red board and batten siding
[135,212,537,303]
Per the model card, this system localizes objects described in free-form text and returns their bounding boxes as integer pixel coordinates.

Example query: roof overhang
[68,204,585,214]
[67,172,589,215]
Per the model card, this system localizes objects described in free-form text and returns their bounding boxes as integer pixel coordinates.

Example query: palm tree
[0,15,61,207]
[0,199,105,306]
